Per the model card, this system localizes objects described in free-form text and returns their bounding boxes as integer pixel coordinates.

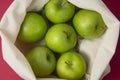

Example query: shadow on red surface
[103,0,120,80]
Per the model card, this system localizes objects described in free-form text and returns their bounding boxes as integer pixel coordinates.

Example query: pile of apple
[17,0,107,80]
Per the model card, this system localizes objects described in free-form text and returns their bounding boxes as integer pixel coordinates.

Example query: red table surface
[0,0,120,80]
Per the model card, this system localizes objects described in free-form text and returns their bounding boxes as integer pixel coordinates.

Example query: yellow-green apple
[45,0,75,23]
[26,46,56,77]
[18,12,47,43]
[73,9,107,39]
[56,51,86,80]
[45,24,77,53]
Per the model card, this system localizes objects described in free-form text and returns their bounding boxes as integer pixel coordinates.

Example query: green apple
[45,24,77,53]
[73,9,107,39]
[45,0,75,23]
[18,12,47,43]
[56,51,86,80]
[26,46,56,77]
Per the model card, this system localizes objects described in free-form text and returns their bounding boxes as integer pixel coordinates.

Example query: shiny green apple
[45,0,75,23]
[45,24,77,53]
[18,12,47,43]
[73,9,107,39]
[26,46,56,77]
[56,51,86,80]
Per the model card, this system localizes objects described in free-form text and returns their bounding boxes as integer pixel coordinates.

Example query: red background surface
[0,0,120,80]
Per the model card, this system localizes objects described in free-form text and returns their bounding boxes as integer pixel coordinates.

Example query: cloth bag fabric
[0,0,119,80]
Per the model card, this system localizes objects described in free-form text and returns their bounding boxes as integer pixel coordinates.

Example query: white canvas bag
[0,0,119,80]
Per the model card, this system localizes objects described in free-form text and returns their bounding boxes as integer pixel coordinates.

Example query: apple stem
[60,0,68,7]
[47,54,51,61]
[65,61,73,66]
[63,31,71,39]
[95,25,98,30]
